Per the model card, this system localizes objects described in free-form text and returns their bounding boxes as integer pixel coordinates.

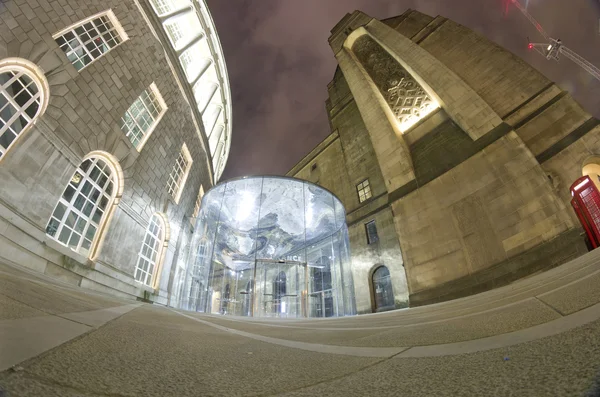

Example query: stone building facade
[288,9,598,313]
[0,0,231,305]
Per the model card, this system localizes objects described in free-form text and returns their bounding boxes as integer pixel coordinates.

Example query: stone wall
[288,9,596,309]
[0,0,213,303]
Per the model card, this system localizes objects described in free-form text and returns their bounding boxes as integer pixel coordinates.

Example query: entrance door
[254,259,306,318]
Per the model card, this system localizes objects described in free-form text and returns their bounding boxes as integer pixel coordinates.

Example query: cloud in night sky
[206,0,600,180]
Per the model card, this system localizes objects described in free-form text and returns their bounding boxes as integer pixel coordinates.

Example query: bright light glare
[305,201,313,227]
[574,179,589,191]
[235,191,255,221]
[281,301,286,313]
[398,100,440,133]
[547,44,552,51]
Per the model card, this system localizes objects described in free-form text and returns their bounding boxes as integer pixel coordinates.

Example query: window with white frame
[149,0,186,16]
[0,60,47,158]
[120,84,166,150]
[163,13,202,50]
[54,11,127,71]
[179,47,211,83]
[135,214,165,287]
[167,143,193,203]
[357,179,372,203]
[46,157,116,256]
[193,185,205,218]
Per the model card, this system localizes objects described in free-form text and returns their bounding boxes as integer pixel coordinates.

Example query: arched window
[372,266,395,312]
[46,155,120,256]
[134,213,168,288]
[0,58,49,159]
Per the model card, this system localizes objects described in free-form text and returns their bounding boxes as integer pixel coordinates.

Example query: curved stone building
[0,0,231,304]
[288,9,598,313]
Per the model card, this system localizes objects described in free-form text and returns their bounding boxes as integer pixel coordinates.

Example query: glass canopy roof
[146,0,231,181]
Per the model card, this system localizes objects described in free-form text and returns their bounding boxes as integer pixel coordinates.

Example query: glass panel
[182,177,356,318]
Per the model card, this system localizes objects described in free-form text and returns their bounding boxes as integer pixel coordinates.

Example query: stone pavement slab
[0,306,382,396]
[280,319,600,397]
[0,315,91,372]
[0,294,46,320]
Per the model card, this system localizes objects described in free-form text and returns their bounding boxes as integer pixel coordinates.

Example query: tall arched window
[0,58,49,159]
[372,265,395,312]
[134,213,167,288]
[46,154,120,257]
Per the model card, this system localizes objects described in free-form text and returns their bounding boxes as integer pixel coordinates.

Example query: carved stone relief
[352,35,438,132]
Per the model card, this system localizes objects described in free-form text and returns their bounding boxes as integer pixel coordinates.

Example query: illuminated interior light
[235,191,255,221]
[398,99,440,133]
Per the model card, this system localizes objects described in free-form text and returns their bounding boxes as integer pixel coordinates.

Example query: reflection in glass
[179,176,356,318]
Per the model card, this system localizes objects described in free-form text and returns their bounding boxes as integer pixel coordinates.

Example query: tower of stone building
[0,0,231,305]
[289,9,598,313]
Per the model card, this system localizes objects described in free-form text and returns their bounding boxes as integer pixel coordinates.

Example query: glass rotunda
[179,176,356,318]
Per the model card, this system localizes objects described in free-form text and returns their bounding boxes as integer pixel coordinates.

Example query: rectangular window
[54,10,128,71]
[192,185,205,218]
[357,179,372,203]
[365,220,379,245]
[120,83,167,150]
[167,143,193,203]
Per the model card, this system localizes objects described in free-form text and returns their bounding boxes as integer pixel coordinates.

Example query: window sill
[43,237,90,267]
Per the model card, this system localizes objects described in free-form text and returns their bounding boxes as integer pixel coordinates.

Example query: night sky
[207,0,600,180]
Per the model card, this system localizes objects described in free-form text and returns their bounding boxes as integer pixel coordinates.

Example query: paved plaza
[2,249,600,396]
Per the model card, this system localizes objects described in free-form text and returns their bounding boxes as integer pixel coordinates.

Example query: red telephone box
[570,175,600,249]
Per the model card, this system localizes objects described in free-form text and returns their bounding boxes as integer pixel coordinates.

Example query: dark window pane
[83,201,94,217]
[63,185,76,201]
[80,159,92,172]
[74,194,85,210]
[81,181,92,196]
[75,217,86,233]
[99,196,108,210]
[58,227,71,244]
[86,224,96,240]
[46,218,60,236]
[24,102,39,119]
[0,130,16,149]
[54,203,67,220]
[65,211,77,227]
[68,232,81,249]
[92,208,103,223]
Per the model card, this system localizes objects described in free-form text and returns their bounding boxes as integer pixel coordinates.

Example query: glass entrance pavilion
[178,176,356,318]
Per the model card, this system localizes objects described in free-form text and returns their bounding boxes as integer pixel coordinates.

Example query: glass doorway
[254,259,306,318]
